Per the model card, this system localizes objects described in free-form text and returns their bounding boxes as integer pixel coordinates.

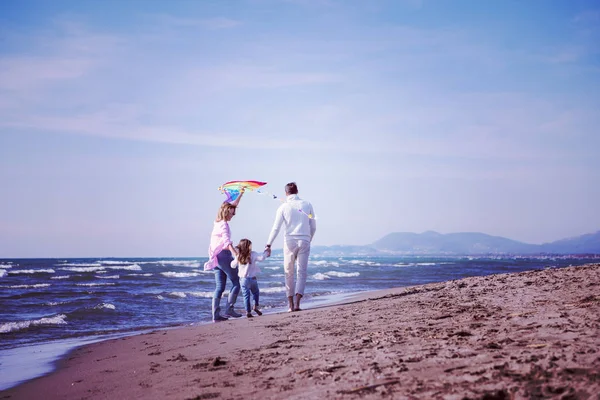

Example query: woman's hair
[236,239,252,265]
[216,202,236,222]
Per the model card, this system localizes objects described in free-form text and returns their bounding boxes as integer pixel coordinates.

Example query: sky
[1,0,599,257]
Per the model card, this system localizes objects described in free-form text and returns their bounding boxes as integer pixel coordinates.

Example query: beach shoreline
[0,290,373,391]
[2,263,599,399]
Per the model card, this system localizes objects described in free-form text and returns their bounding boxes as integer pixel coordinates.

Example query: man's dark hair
[285,182,298,195]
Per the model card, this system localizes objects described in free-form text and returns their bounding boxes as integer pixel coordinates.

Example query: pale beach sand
[2,264,599,399]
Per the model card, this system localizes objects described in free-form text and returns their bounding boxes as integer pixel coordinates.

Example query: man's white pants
[283,238,311,297]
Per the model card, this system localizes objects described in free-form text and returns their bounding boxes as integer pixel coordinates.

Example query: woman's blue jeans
[241,277,260,312]
[213,250,240,307]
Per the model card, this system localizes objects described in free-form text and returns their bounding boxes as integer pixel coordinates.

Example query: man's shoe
[213,315,229,322]
[246,312,253,318]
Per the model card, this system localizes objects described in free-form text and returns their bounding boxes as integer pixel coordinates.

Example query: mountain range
[307,230,600,256]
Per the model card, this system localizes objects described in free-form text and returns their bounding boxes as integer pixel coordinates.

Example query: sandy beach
[2,263,599,399]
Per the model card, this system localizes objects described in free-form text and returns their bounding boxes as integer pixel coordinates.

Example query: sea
[1,255,598,390]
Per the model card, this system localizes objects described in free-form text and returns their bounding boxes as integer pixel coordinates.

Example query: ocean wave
[393,262,438,267]
[127,273,153,277]
[0,314,67,333]
[324,271,360,278]
[186,290,229,298]
[60,266,105,272]
[161,272,199,278]
[271,274,285,277]
[8,269,56,274]
[107,264,142,271]
[75,283,116,287]
[311,273,331,280]
[157,295,164,300]
[0,269,6,278]
[0,263,13,268]
[188,291,215,298]
[5,283,51,289]
[50,275,71,280]
[157,260,201,267]
[169,292,187,298]
[346,260,381,266]
[98,260,133,265]
[96,275,120,279]
[46,301,70,306]
[261,287,287,294]
[312,260,341,267]
[93,303,116,310]
[56,263,102,267]
[264,266,281,270]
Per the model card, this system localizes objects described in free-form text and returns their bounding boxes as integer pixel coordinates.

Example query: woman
[203,189,244,322]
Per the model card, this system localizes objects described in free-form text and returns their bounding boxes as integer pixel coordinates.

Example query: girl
[203,189,245,322]
[231,238,270,318]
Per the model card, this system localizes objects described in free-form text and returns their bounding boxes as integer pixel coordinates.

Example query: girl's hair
[216,202,236,222]
[235,238,252,265]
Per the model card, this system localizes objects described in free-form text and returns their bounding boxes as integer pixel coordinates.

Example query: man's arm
[266,205,284,247]
[309,204,316,241]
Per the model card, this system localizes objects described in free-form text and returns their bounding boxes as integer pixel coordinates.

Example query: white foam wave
[347,260,381,266]
[0,269,6,278]
[107,264,142,271]
[51,275,71,280]
[46,301,70,306]
[393,262,437,267]
[98,260,132,265]
[169,292,187,298]
[93,303,116,310]
[157,260,201,267]
[61,266,105,272]
[9,269,56,274]
[188,291,214,298]
[311,273,331,280]
[264,266,281,270]
[324,271,360,278]
[261,286,287,293]
[0,263,13,268]
[272,273,284,277]
[128,273,153,277]
[161,272,199,278]
[96,275,120,279]
[76,283,116,287]
[312,260,341,267]
[7,283,51,289]
[0,314,68,333]
[157,295,164,300]
[56,263,102,267]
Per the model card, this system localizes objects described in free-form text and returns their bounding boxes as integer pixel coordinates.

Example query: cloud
[1,11,598,166]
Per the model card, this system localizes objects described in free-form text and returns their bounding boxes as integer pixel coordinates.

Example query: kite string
[256,189,317,220]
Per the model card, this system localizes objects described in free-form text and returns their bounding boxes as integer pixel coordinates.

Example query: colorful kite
[219,180,267,203]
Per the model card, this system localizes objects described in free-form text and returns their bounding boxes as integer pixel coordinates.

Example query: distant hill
[539,231,600,254]
[371,231,537,254]
[307,230,600,256]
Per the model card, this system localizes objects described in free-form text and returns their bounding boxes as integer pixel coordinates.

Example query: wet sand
[2,263,599,399]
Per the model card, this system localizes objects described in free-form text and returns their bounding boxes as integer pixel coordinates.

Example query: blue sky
[1,0,599,257]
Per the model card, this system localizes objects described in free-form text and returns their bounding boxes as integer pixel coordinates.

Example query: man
[266,182,316,312]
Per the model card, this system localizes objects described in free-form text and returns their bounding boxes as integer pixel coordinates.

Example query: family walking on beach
[203,182,317,322]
